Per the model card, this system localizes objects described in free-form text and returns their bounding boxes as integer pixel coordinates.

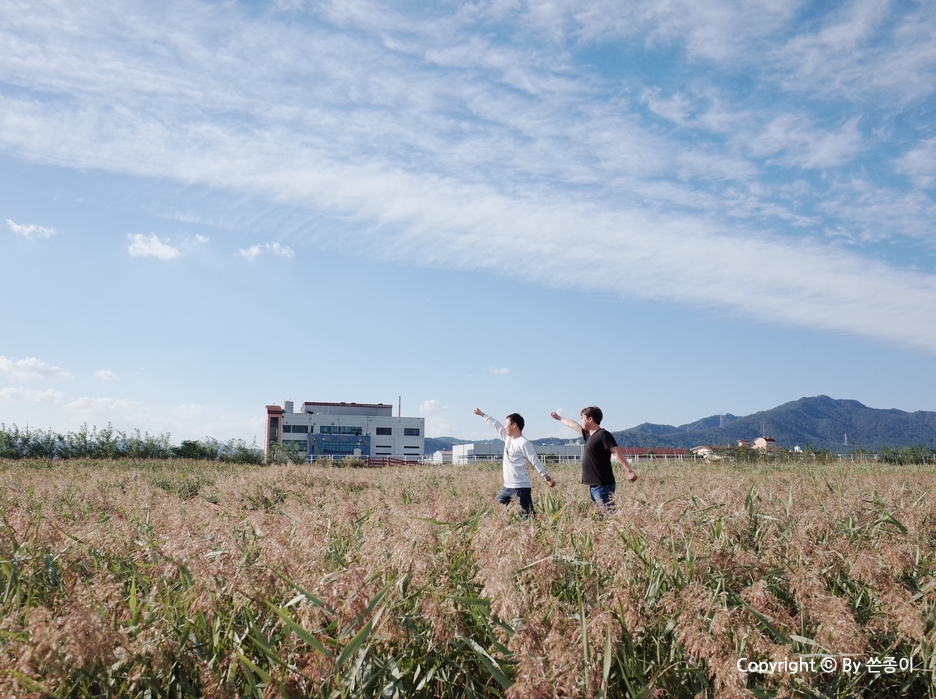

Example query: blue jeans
[495,487,534,516]
[589,484,616,511]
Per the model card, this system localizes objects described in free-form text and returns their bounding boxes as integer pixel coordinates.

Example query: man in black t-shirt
[550,406,637,511]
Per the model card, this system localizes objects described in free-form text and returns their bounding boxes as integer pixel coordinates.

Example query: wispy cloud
[6,219,54,239]
[94,370,118,381]
[774,0,936,102]
[0,387,65,402]
[641,88,694,126]
[463,0,799,61]
[895,139,936,190]
[489,367,510,376]
[818,177,936,243]
[0,356,71,382]
[237,242,295,261]
[2,0,936,353]
[745,115,864,169]
[127,233,180,259]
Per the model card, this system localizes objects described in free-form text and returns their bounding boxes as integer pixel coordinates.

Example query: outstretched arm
[550,411,583,435]
[610,446,638,482]
[473,408,506,439]
[520,441,556,487]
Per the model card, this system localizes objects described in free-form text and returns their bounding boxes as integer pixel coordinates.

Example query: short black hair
[580,406,603,424]
[505,413,525,431]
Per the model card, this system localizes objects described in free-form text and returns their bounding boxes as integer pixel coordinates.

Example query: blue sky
[3,0,936,444]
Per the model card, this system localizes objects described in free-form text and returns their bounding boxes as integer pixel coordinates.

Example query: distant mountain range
[426,397,936,453]
[609,396,936,451]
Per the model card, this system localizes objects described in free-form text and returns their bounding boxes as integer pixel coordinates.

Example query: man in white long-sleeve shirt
[473,408,555,517]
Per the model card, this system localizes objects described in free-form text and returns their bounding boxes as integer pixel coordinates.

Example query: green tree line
[0,423,263,464]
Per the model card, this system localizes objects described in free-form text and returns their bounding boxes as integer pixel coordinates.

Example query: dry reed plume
[1,457,935,698]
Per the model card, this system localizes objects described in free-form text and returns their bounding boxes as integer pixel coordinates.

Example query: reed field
[1,457,935,698]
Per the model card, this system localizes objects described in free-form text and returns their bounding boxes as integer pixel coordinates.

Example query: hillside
[610,396,936,452]
[424,397,936,454]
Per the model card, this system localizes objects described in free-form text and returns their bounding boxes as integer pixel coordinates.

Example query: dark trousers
[495,487,533,516]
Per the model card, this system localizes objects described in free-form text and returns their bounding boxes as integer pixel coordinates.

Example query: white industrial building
[451,442,502,464]
[452,442,584,464]
[265,400,425,462]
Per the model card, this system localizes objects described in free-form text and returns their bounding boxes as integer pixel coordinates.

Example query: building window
[268,417,279,439]
[375,445,391,449]
[285,425,308,434]
[404,427,420,437]
[322,442,360,455]
[375,427,392,436]
[319,425,363,435]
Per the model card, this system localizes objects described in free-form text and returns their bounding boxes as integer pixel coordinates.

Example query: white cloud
[472,0,798,62]
[818,178,936,243]
[0,356,72,382]
[745,115,864,169]
[0,387,65,403]
[59,396,146,432]
[6,219,54,239]
[127,233,180,259]
[173,403,204,417]
[641,89,694,125]
[895,139,936,190]
[774,0,936,102]
[418,399,445,415]
[194,234,209,243]
[781,0,887,60]
[64,397,140,413]
[94,370,118,381]
[489,367,510,375]
[237,242,295,261]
